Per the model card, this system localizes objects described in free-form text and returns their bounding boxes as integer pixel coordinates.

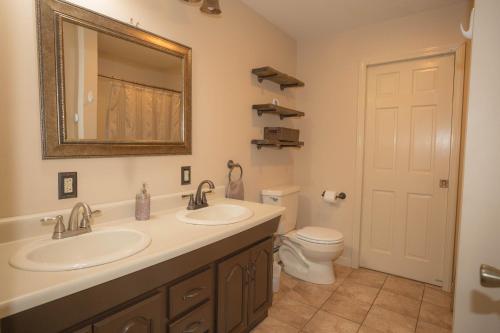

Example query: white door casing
[360,54,456,285]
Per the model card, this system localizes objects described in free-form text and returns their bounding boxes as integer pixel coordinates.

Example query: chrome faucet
[183,180,215,210]
[41,202,100,239]
[68,202,94,232]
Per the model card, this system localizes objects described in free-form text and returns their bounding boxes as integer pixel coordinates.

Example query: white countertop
[0,198,284,319]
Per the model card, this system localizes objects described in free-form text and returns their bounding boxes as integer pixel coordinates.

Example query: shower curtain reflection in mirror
[97,77,182,142]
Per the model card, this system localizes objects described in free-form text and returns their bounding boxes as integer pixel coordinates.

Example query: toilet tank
[261,185,300,235]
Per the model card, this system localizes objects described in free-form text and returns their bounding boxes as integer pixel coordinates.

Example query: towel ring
[227,160,243,182]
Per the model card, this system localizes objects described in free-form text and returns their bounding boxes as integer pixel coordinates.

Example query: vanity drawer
[93,290,165,333]
[169,268,213,318]
[169,301,212,333]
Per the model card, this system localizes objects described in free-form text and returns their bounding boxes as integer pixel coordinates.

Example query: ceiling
[241,0,468,40]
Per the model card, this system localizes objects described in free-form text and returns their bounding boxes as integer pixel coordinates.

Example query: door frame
[352,44,466,292]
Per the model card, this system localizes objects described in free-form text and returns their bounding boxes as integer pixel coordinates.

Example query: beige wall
[0,0,298,217]
[294,2,470,264]
[454,0,500,331]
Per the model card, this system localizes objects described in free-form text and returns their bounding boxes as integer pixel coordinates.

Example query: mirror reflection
[62,21,184,142]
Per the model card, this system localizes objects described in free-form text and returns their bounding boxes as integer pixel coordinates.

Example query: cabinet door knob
[250,263,256,281]
[244,265,250,285]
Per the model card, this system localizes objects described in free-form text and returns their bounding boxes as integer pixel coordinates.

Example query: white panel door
[360,54,456,285]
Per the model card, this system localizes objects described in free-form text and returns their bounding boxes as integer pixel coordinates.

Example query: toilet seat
[296,226,344,245]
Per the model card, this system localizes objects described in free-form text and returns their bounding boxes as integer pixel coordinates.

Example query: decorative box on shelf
[264,127,299,142]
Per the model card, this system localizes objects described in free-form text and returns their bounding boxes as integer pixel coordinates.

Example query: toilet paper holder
[321,191,347,200]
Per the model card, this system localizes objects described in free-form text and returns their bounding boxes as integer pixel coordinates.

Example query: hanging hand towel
[226,178,244,200]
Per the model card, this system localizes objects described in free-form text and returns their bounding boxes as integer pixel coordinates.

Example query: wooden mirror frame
[36,0,192,159]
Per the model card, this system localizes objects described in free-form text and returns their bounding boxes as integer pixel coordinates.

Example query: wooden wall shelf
[251,139,304,150]
[252,67,304,90]
[253,104,305,119]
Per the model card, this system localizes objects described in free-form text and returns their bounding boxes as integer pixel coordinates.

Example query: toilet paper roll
[322,190,338,203]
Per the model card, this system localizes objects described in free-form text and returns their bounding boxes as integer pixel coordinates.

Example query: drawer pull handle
[183,320,204,333]
[182,287,205,300]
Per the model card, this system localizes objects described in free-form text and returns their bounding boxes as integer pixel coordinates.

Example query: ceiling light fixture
[181,0,222,15]
[200,0,222,15]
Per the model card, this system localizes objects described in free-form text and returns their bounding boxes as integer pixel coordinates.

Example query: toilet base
[278,231,343,285]
[279,241,337,285]
[283,259,335,285]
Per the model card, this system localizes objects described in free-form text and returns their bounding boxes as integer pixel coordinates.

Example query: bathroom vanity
[0,198,283,333]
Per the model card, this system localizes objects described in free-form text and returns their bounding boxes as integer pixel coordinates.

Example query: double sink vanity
[0,185,284,333]
[0,1,286,331]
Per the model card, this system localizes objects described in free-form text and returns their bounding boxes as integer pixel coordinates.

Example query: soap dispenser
[135,183,151,221]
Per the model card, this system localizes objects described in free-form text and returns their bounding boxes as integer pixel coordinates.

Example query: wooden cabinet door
[93,291,165,333]
[247,238,273,327]
[217,250,250,333]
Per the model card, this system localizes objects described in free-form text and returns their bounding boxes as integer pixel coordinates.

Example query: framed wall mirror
[37,0,192,158]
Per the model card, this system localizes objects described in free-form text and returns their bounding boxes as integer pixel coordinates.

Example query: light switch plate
[181,166,191,185]
[58,172,77,199]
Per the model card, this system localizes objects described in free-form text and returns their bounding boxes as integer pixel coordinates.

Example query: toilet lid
[296,226,344,244]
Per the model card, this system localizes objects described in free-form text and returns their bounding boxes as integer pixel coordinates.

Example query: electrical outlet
[58,172,77,199]
[181,166,191,185]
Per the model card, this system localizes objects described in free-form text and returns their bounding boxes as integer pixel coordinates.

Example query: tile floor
[253,264,453,333]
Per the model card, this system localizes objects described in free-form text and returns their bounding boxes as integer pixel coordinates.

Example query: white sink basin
[10,228,151,272]
[176,204,253,225]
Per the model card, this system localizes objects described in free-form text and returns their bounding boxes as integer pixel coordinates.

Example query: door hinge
[439,179,449,188]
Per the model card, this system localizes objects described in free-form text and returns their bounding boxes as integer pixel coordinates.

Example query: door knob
[480,264,500,287]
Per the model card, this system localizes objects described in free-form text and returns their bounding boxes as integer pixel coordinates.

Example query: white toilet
[261,185,344,284]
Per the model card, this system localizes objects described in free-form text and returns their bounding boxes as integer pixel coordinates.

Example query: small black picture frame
[58,172,78,199]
